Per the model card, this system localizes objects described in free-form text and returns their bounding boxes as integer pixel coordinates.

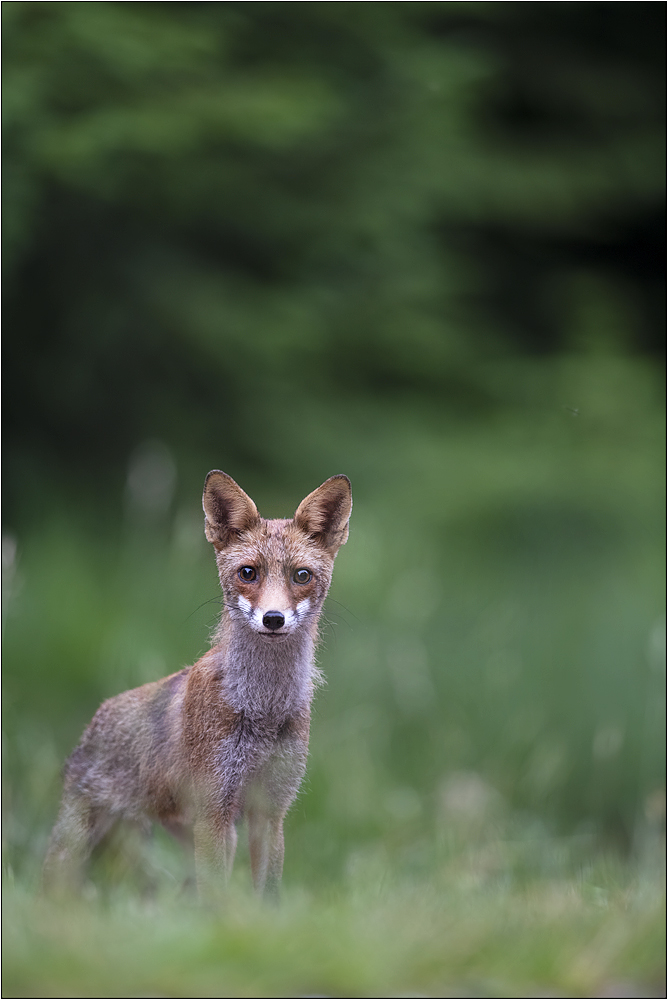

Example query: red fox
[42,471,352,900]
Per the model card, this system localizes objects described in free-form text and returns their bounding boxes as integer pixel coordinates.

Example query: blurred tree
[2,2,665,521]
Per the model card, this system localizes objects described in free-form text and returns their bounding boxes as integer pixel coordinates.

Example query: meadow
[3,846,664,998]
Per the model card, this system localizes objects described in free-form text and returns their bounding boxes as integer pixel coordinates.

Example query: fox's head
[202,472,352,642]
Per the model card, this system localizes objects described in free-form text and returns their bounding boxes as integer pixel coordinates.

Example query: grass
[3,830,665,999]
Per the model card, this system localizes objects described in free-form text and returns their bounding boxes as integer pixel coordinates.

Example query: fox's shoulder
[111,665,191,705]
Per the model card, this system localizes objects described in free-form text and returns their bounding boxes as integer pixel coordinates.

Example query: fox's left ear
[294,475,352,552]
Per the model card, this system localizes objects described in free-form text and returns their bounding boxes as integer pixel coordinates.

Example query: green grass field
[3,834,665,998]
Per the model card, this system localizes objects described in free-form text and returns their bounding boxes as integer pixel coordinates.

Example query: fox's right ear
[202,471,260,550]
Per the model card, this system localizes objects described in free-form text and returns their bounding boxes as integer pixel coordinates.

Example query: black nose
[262,611,285,631]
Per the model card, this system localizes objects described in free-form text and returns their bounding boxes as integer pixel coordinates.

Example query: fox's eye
[293,568,312,585]
[238,566,257,582]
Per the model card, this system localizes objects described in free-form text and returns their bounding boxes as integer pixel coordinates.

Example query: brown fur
[42,473,352,900]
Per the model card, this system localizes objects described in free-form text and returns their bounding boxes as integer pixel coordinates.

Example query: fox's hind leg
[42,792,115,896]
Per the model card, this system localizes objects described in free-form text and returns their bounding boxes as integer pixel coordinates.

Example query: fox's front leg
[248,807,286,900]
[193,813,238,902]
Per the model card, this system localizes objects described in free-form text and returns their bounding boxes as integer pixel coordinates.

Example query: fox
[42,470,352,900]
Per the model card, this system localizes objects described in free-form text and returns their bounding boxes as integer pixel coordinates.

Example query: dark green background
[3,2,665,884]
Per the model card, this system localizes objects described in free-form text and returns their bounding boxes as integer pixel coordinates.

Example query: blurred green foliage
[2,3,665,994]
[3,2,664,501]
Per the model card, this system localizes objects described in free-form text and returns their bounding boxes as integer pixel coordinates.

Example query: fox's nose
[262,611,285,631]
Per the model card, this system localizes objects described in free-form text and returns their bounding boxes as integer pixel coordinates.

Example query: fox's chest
[204,719,309,814]
[214,717,308,775]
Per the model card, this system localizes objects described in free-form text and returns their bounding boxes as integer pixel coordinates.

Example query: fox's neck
[214,612,319,720]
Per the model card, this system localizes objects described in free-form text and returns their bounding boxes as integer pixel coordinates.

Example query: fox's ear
[203,471,260,550]
[294,475,352,551]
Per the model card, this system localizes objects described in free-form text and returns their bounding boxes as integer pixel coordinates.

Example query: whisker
[183,595,223,624]
[325,598,361,626]
[321,610,355,632]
